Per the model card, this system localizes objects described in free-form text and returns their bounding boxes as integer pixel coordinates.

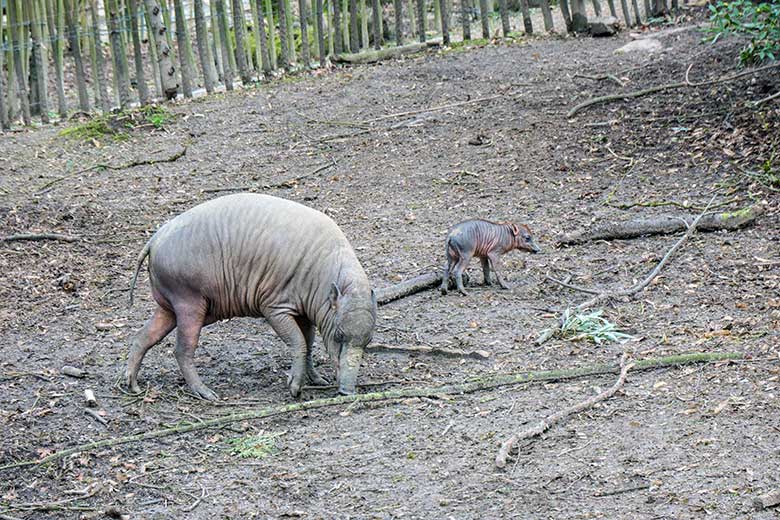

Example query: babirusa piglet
[440,219,540,296]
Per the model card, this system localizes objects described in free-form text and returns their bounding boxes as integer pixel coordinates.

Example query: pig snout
[337,344,365,395]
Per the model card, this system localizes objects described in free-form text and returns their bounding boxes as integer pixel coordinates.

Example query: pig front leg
[296,316,329,387]
[267,313,309,397]
[480,257,493,286]
[488,254,511,290]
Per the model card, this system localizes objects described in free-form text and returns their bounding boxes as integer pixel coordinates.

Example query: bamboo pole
[173,0,195,95]
[231,0,253,83]
[214,0,234,89]
[10,0,33,122]
[129,0,150,104]
[143,0,179,99]
[299,0,312,66]
[106,0,132,108]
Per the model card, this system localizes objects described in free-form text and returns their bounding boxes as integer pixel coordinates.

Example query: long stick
[495,356,635,468]
[0,352,742,473]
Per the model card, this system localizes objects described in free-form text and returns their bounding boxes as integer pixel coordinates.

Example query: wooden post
[559,0,572,32]
[606,0,617,18]
[570,0,588,32]
[591,0,602,16]
[143,4,165,97]
[631,0,641,25]
[619,0,630,25]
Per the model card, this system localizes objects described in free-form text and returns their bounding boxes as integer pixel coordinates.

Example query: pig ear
[510,223,520,236]
[330,283,342,309]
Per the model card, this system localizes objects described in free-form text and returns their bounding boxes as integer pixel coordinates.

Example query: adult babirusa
[127,194,377,400]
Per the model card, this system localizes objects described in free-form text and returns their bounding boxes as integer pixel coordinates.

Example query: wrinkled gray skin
[127,193,377,400]
[440,219,540,296]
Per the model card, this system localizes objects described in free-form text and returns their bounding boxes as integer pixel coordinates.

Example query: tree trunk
[106,0,132,108]
[631,0,641,25]
[0,23,8,129]
[173,0,195,96]
[643,0,650,19]
[407,0,416,39]
[606,0,617,18]
[65,0,90,112]
[619,0,630,25]
[129,0,150,104]
[285,0,295,62]
[559,0,572,32]
[209,0,225,78]
[316,0,327,65]
[461,0,470,40]
[334,0,344,53]
[651,0,667,17]
[416,0,425,42]
[89,0,112,111]
[231,0,253,83]
[27,0,50,122]
[395,0,404,44]
[44,0,67,117]
[371,0,382,49]
[479,0,489,38]
[143,4,165,97]
[540,0,553,31]
[349,0,359,52]
[520,0,532,34]
[439,0,450,43]
[300,0,312,66]
[143,0,179,99]
[496,0,509,37]
[214,0,235,89]
[361,0,369,49]
[264,0,277,68]
[570,0,588,32]
[277,0,291,70]
[591,0,602,16]
[193,0,217,93]
[253,0,273,74]
[8,0,32,124]
[342,0,350,50]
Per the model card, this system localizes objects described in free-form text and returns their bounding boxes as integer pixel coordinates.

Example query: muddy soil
[1,18,779,520]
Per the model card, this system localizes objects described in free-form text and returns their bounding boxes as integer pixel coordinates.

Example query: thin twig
[545,276,602,295]
[0,233,80,243]
[574,73,626,87]
[495,355,635,468]
[753,90,780,106]
[359,93,515,125]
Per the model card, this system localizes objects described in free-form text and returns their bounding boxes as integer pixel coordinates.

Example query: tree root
[495,355,635,468]
[557,205,763,246]
[0,351,741,474]
[0,233,80,243]
[568,62,780,117]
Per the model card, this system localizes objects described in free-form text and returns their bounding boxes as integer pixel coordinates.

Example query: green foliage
[59,105,174,142]
[707,0,780,64]
[559,310,633,344]
[225,432,283,459]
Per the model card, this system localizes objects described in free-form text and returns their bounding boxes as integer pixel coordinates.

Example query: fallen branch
[34,146,188,194]
[201,159,338,193]
[538,199,719,344]
[574,73,625,87]
[367,343,490,360]
[0,233,80,243]
[333,39,441,64]
[568,62,780,117]
[557,205,763,246]
[608,197,740,212]
[495,355,635,468]
[360,93,513,125]
[375,272,442,305]
[0,352,741,473]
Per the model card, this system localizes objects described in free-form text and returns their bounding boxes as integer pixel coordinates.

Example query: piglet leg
[267,313,308,397]
[488,254,511,290]
[480,257,493,286]
[174,306,219,401]
[453,254,471,296]
[296,316,329,386]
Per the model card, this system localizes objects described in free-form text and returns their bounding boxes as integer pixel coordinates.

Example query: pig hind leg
[296,316,329,386]
[440,244,457,295]
[452,252,473,296]
[126,305,176,393]
[266,313,309,398]
[173,301,219,401]
[480,257,493,286]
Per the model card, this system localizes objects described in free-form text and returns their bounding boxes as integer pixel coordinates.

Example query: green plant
[707,0,780,64]
[225,432,283,459]
[140,105,172,129]
[559,310,633,344]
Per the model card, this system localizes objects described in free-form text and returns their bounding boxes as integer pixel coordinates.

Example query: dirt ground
[1,17,780,520]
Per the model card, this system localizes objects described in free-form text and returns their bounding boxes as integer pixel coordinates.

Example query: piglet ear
[510,223,520,236]
[330,283,342,309]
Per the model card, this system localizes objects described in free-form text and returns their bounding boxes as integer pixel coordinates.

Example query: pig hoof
[190,384,219,401]
[307,370,330,387]
[289,381,303,398]
[440,287,448,296]
[458,290,469,296]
